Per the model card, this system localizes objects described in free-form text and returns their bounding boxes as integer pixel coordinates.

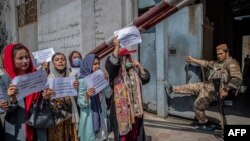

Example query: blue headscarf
[79,54,96,79]
[79,54,102,133]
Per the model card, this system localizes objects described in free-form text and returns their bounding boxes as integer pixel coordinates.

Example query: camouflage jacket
[201,57,242,90]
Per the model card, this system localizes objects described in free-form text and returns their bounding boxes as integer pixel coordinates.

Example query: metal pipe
[89,0,194,57]
[90,0,182,55]
[139,0,194,31]
[133,0,181,27]
[98,46,115,59]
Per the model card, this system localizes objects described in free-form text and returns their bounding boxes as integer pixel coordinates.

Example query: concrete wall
[164,4,203,118]
[37,0,137,61]
[0,0,19,48]
[138,3,203,118]
[19,23,38,52]
[37,0,82,58]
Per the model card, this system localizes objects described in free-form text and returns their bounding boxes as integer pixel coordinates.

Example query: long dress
[77,79,111,141]
[105,54,150,141]
[47,63,79,141]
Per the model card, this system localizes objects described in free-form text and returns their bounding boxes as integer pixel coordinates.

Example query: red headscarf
[3,43,39,141]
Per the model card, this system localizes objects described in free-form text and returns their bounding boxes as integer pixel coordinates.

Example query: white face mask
[72,58,81,67]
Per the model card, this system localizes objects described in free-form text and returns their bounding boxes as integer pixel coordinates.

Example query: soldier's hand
[186,56,194,63]
[220,89,228,99]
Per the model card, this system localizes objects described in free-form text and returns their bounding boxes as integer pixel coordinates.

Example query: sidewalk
[144,112,223,141]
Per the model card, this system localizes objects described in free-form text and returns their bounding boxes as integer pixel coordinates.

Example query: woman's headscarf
[79,54,96,79]
[48,53,79,128]
[2,43,39,141]
[79,54,102,133]
[48,53,71,78]
[69,51,82,68]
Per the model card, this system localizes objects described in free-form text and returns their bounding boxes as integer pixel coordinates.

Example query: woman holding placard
[47,52,79,141]
[105,38,150,141]
[77,54,111,141]
[2,43,53,141]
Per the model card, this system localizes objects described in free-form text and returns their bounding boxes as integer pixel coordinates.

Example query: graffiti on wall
[0,0,11,52]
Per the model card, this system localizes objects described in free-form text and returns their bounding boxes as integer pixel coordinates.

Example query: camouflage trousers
[173,82,217,123]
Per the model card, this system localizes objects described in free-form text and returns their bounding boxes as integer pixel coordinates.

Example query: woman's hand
[113,36,120,57]
[104,72,109,80]
[73,80,79,89]
[133,60,146,74]
[86,88,95,100]
[7,84,18,103]
[41,61,48,69]
[113,36,120,47]
[0,101,9,110]
[42,88,55,99]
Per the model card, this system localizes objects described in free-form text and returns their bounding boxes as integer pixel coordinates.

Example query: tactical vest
[208,61,230,84]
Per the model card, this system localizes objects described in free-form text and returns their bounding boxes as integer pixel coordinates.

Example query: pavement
[108,91,250,141]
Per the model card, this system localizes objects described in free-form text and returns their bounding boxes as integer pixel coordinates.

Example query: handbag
[26,93,55,129]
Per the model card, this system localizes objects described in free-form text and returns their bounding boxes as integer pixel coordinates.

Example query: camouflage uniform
[173,57,242,123]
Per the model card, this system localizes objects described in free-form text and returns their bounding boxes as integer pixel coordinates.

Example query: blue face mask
[72,58,81,67]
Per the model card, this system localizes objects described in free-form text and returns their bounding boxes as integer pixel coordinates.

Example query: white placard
[48,77,77,99]
[83,70,109,95]
[32,48,55,64]
[71,68,80,75]
[0,87,5,113]
[12,70,47,101]
[114,26,142,48]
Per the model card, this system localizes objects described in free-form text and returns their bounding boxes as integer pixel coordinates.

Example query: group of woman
[0,37,150,141]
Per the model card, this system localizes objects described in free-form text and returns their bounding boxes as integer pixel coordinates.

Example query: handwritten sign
[83,70,109,95]
[32,48,55,64]
[48,77,77,99]
[114,26,142,48]
[12,70,47,101]
[0,87,5,113]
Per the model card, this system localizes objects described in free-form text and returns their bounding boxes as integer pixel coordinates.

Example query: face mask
[72,58,81,67]
[125,62,133,69]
